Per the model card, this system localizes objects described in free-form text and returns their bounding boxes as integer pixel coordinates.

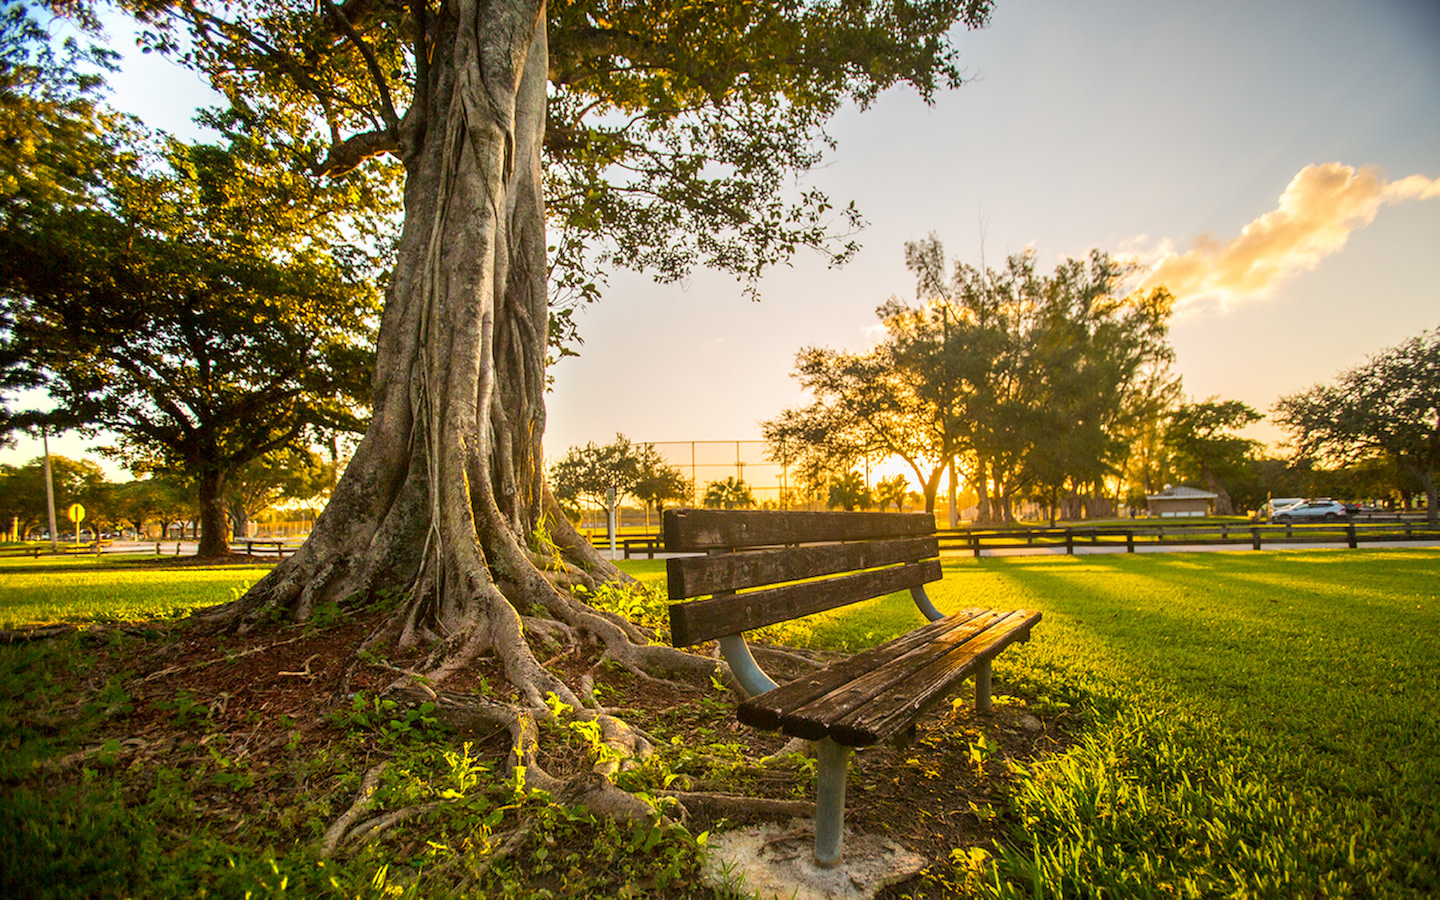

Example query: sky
[5,0,1439,484]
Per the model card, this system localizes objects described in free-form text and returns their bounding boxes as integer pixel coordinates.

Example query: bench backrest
[665,509,941,647]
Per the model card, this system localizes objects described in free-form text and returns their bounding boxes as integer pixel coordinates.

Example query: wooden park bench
[664,509,1041,868]
[231,539,292,557]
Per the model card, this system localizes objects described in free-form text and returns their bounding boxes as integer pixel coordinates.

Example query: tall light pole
[41,425,58,552]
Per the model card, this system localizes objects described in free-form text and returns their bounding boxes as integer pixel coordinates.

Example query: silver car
[1274,498,1349,522]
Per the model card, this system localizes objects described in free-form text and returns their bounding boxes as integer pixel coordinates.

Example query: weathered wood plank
[668,559,942,647]
[736,608,993,733]
[825,610,1041,745]
[667,536,939,599]
[664,509,935,552]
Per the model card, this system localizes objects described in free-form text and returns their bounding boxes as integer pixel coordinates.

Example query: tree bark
[197,2,638,697]
[196,467,230,557]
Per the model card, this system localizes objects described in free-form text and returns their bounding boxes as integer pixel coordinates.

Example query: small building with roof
[1145,485,1218,518]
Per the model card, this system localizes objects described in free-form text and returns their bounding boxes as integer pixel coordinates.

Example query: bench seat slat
[736,608,992,732]
[670,559,942,647]
[667,536,939,599]
[827,609,1039,744]
[739,609,1041,746]
[665,509,935,552]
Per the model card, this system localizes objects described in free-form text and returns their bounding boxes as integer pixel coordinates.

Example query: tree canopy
[1274,327,1440,524]
[765,238,1176,522]
[0,135,383,555]
[1163,399,1261,516]
[0,453,107,538]
[119,0,995,350]
[702,475,756,509]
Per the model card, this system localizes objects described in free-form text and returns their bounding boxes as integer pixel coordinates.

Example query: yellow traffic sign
[67,503,85,523]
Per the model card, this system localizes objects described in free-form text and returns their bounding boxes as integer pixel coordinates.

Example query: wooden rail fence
[589,518,1439,558]
[938,520,1440,556]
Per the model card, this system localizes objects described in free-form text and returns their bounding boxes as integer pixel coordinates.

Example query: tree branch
[317,128,401,177]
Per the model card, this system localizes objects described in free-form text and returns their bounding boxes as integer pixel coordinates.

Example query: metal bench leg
[975,659,992,712]
[814,738,851,868]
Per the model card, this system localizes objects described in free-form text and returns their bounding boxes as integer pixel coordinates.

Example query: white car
[1273,499,1349,522]
[1260,497,1304,522]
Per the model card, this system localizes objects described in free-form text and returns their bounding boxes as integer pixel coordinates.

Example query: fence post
[1065,529,1074,555]
[1252,527,1261,551]
[972,533,981,558]
[1126,530,1135,553]
[1347,523,1357,549]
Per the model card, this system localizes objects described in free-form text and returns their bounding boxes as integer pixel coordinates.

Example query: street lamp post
[42,426,58,552]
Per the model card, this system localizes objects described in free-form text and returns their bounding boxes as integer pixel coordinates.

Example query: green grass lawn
[680,549,1439,897]
[1,549,1436,897]
[0,559,272,627]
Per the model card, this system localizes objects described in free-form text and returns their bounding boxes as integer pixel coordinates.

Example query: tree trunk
[946,459,958,528]
[975,457,991,525]
[1408,462,1438,526]
[1201,467,1235,516]
[192,0,721,743]
[229,500,248,541]
[196,468,230,557]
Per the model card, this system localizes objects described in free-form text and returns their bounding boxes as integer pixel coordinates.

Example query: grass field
[621,549,1440,896]
[0,563,271,627]
[2,548,1437,897]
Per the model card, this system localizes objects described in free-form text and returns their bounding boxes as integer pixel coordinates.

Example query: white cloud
[1132,163,1440,310]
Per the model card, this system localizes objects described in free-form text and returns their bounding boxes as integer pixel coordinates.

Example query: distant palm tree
[874,474,909,512]
[826,471,872,511]
[703,477,756,509]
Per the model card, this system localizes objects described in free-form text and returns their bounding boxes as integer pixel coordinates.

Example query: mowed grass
[0,560,271,627]
[682,549,1439,898]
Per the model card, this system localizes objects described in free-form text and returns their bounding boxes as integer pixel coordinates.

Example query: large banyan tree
[117,0,994,814]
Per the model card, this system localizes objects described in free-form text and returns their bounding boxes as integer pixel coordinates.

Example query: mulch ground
[9,562,1073,898]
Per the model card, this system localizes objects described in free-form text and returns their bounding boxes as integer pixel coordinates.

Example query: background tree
[703,476,756,510]
[549,434,647,530]
[768,238,1175,524]
[762,403,870,509]
[874,473,910,512]
[1274,327,1440,524]
[825,470,873,511]
[150,474,197,540]
[0,135,383,556]
[226,447,338,540]
[630,446,690,527]
[110,478,164,538]
[0,454,107,538]
[1164,399,1262,515]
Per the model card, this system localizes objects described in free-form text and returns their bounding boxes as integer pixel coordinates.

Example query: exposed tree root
[0,624,79,643]
[321,763,388,858]
[346,801,444,847]
[661,791,815,822]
